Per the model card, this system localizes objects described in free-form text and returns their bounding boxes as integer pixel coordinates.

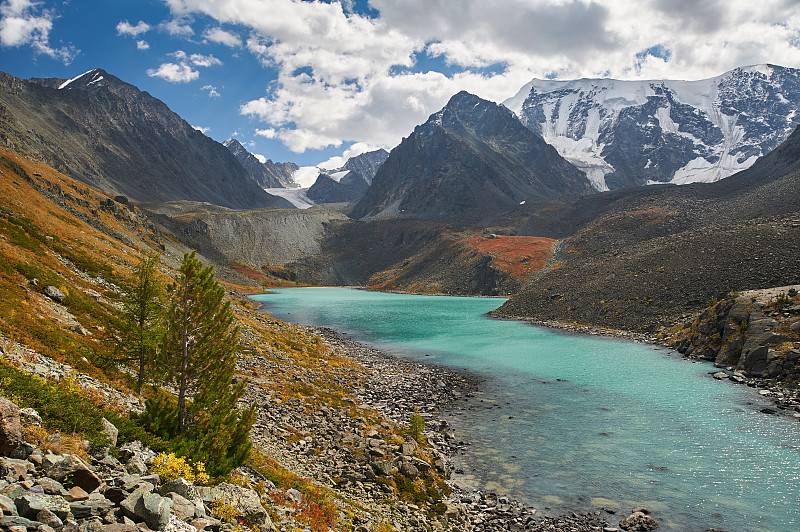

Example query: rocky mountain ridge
[0,68,291,210]
[351,91,593,222]
[505,64,800,190]
[222,138,298,189]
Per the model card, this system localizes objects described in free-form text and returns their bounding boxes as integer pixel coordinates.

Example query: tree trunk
[177,277,190,432]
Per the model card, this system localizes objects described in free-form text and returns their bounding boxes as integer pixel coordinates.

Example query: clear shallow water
[252,288,800,532]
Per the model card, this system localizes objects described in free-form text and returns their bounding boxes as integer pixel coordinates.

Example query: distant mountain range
[504,64,800,190]
[223,138,298,189]
[351,91,592,221]
[0,68,292,209]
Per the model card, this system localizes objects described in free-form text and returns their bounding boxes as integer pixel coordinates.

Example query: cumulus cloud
[117,20,151,37]
[148,50,222,83]
[164,0,800,153]
[0,0,76,63]
[193,125,210,133]
[147,61,199,82]
[137,40,150,50]
[203,26,242,47]
[255,128,277,139]
[189,52,222,67]
[319,142,385,170]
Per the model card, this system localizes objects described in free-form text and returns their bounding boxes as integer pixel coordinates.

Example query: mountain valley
[2,62,800,532]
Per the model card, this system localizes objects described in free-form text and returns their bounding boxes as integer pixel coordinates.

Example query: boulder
[0,397,23,455]
[0,493,18,515]
[399,461,419,479]
[164,492,196,521]
[14,493,71,520]
[44,454,103,493]
[43,286,66,303]
[118,441,155,465]
[121,490,172,530]
[35,478,68,496]
[0,515,43,530]
[619,509,659,531]
[101,419,118,448]
[214,483,272,529]
[371,460,393,477]
[159,478,197,500]
[35,507,63,529]
[399,439,418,456]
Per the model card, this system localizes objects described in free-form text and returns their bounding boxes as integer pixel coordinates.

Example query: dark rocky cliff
[351,91,592,222]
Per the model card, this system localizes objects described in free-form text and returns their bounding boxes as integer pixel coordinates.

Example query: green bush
[0,361,167,451]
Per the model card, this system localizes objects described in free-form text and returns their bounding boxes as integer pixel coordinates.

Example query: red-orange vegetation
[465,235,557,278]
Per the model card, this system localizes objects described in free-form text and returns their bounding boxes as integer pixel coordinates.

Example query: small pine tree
[114,251,162,394]
[145,251,254,476]
[408,409,426,443]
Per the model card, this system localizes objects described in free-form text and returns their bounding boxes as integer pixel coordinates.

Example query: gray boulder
[0,397,22,455]
[44,286,66,303]
[0,515,43,530]
[158,478,197,500]
[214,483,273,529]
[14,493,71,520]
[121,490,172,530]
[44,454,102,493]
[0,493,18,515]
[101,418,118,448]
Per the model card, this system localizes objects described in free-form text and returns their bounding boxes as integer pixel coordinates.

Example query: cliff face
[148,202,349,267]
[664,286,800,384]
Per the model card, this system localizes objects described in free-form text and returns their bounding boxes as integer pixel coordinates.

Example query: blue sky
[3,0,800,171]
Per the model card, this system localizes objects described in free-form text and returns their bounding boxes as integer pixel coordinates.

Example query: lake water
[252,287,800,532]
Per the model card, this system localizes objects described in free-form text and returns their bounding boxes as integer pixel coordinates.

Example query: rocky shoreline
[295,324,649,531]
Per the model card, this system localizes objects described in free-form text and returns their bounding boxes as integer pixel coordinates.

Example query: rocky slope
[495,123,800,333]
[0,69,291,210]
[223,138,298,189]
[351,91,593,222]
[662,286,800,384]
[505,64,800,190]
[146,201,349,269]
[286,219,555,296]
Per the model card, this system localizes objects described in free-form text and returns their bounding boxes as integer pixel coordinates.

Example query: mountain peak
[503,64,800,190]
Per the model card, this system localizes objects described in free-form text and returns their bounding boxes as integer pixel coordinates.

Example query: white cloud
[161,18,194,37]
[203,26,242,47]
[136,40,150,50]
[193,125,210,133]
[0,0,76,63]
[164,0,800,153]
[254,128,277,139]
[319,142,385,170]
[148,50,221,83]
[252,153,267,164]
[147,62,199,83]
[189,53,222,67]
[117,20,151,37]
[201,84,220,98]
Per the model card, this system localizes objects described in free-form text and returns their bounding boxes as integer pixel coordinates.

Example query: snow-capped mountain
[307,149,389,204]
[504,64,800,190]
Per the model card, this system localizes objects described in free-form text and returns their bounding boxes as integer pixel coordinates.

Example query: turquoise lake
[251,287,800,532]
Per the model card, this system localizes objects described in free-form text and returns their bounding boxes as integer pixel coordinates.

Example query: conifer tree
[159,251,241,431]
[116,251,162,394]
